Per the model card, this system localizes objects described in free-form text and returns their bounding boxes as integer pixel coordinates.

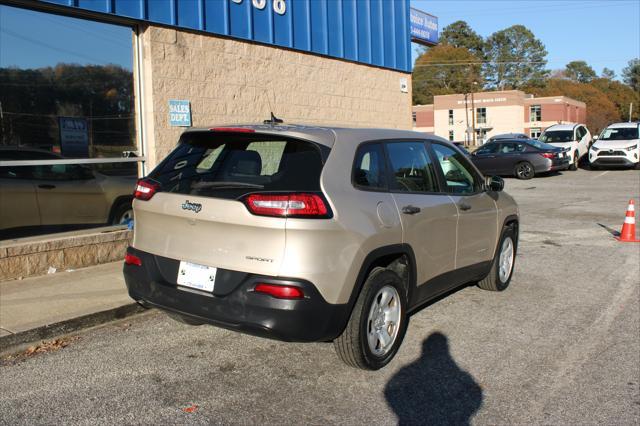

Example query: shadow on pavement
[384,332,483,425]
[597,222,620,237]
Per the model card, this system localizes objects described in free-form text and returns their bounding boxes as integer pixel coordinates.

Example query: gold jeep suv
[124,125,519,370]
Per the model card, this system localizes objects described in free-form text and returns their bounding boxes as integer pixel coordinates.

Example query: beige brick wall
[138,25,412,169]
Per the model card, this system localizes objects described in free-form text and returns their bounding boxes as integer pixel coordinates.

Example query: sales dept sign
[169,100,191,127]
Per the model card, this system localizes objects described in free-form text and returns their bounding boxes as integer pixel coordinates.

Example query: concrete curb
[0,303,147,355]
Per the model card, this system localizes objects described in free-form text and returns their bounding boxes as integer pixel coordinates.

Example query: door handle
[401,205,421,215]
[459,203,472,211]
[38,184,56,190]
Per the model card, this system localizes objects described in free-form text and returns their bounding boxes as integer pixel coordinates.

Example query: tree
[564,61,596,83]
[601,68,616,80]
[440,21,485,59]
[412,45,483,105]
[524,78,619,134]
[622,58,640,92]
[484,25,548,90]
[591,78,640,122]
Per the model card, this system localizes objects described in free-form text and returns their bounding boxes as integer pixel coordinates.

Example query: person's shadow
[384,332,483,425]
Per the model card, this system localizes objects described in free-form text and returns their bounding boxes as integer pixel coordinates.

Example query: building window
[530,105,541,122]
[530,128,541,139]
[476,108,487,125]
[0,4,141,241]
[448,109,454,126]
[412,112,417,126]
[448,130,454,141]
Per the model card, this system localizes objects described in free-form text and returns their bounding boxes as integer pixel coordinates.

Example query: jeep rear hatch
[132,130,329,276]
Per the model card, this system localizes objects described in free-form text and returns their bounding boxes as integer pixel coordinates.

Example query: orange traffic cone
[615,200,640,243]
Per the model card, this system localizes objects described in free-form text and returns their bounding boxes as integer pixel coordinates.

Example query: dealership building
[413,90,587,144]
[0,0,438,280]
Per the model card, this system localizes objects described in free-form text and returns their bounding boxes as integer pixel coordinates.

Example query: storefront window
[0,5,140,240]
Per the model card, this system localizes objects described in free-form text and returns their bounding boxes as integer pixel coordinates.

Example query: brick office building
[413,90,587,145]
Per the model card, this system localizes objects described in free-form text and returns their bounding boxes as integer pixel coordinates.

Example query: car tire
[334,267,408,370]
[569,153,578,171]
[478,226,517,292]
[514,161,534,180]
[111,201,133,225]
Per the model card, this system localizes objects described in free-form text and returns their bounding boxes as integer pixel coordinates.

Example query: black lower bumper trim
[123,247,349,342]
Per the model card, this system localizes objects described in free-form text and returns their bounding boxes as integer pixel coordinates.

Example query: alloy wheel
[366,285,401,357]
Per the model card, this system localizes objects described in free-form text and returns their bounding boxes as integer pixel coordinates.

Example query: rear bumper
[123,247,349,342]
[538,157,570,172]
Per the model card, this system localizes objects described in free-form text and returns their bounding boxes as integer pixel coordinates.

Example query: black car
[470,139,570,179]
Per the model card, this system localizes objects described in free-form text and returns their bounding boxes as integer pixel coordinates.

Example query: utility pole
[471,81,478,146]
[464,93,470,146]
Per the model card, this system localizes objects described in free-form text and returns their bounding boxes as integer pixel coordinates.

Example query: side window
[32,164,93,181]
[499,143,521,154]
[514,143,526,152]
[353,143,387,190]
[475,144,498,155]
[385,141,438,193]
[431,143,482,195]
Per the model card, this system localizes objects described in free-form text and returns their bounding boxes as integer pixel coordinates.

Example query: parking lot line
[591,171,609,179]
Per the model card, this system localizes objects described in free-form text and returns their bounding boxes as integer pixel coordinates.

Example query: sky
[0,4,133,70]
[0,1,638,78]
[411,0,640,78]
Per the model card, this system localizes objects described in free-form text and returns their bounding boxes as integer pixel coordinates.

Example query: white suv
[539,123,591,170]
[589,122,640,169]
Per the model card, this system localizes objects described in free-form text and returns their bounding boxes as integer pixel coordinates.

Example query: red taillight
[243,193,329,218]
[540,152,555,159]
[134,179,159,201]
[124,253,142,266]
[254,283,304,299]
[209,127,255,133]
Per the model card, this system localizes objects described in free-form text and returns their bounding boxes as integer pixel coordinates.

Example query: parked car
[589,122,640,169]
[452,142,471,156]
[470,138,570,180]
[538,123,591,170]
[487,133,529,143]
[123,125,519,370]
[0,147,136,238]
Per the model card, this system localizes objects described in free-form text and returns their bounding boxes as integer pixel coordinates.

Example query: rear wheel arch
[342,245,417,328]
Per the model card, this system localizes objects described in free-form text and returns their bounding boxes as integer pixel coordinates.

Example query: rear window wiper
[191,181,264,189]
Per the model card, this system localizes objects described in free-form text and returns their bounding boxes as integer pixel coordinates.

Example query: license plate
[177,261,217,292]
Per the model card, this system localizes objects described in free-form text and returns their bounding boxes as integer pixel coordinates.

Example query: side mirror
[485,175,504,192]
[593,135,599,141]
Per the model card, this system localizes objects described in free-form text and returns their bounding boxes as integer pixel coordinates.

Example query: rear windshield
[539,131,574,143]
[599,127,639,140]
[149,132,327,199]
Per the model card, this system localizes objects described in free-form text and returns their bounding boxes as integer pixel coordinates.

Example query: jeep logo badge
[181,200,202,213]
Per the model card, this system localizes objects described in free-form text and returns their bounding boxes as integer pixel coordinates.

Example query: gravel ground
[1,167,638,425]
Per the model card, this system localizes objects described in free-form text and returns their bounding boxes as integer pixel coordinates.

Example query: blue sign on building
[42,0,415,72]
[168,100,191,127]
[410,8,438,46]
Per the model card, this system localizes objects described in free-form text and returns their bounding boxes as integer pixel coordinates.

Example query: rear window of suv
[149,131,327,199]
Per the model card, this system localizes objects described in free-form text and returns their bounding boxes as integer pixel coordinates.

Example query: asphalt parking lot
[1,168,639,425]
